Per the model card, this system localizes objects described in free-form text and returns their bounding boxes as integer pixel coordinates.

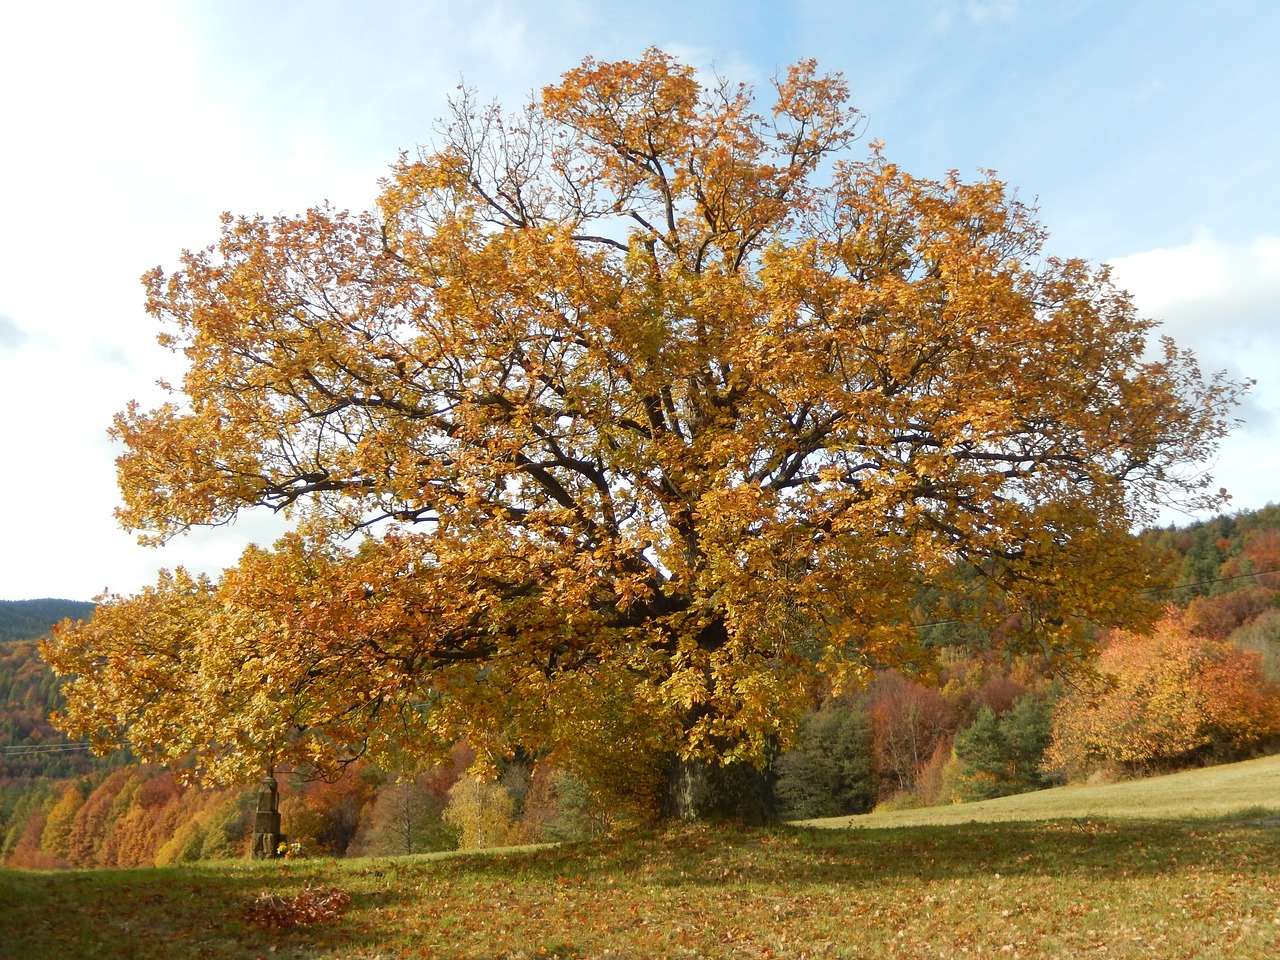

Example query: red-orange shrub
[1048,613,1280,775]
[868,672,950,796]
[1185,587,1274,640]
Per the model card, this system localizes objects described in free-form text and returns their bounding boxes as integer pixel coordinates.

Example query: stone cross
[252,774,285,858]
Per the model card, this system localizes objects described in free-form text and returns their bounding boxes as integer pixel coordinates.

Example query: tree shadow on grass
[423,817,1280,890]
[3,820,1276,959]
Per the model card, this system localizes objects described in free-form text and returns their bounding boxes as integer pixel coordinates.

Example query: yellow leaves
[443,775,516,849]
[379,151,471,224]
[43,568,219,763]
[542,48,701,164]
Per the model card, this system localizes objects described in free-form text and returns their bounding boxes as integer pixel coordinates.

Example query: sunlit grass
[801,753,1280,830]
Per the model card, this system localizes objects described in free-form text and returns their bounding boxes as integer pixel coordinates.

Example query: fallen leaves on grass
[244,882,352,928]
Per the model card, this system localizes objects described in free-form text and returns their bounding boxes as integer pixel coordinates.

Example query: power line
[0,741,101,756]
[1145,568,1280,594]
[1,568,1274,758]
[912,568,1280,632]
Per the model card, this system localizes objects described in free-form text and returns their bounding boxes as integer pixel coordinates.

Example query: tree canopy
[44,51,1245,814]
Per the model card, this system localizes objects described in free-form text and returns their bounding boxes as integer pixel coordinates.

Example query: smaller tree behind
[944,693,1055,802]
[279,773,378,857]
[518,764,611,842]
[39,783,86,862]
[774,702,874,819]
[1232,609,1280,684]
[443,776,515,850]
[868,673,950,800]
[353,780,453,856]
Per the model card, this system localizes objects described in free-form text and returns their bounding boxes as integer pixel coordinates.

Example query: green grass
[801,753,1280,830]
[3,758,1280,958]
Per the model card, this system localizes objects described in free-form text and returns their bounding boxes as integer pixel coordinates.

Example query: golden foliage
[442,775,515,849]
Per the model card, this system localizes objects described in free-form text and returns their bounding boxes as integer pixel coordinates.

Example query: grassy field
[2,761,1279,959]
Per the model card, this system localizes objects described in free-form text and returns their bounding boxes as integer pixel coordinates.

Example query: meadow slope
[801,753,1280,830]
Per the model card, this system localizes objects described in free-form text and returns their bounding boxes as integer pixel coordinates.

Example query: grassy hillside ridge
[0,598,95,642]
[802,752,1280,830]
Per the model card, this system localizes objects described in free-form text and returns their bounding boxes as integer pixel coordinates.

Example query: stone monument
[252,772,285,858]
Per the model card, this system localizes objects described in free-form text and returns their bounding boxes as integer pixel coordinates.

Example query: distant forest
[0,600,95,643]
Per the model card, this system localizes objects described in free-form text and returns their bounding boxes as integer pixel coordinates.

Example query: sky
[1,0,1277,602]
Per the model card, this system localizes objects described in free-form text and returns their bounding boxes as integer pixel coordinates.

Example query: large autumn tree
[45,51,1244,819]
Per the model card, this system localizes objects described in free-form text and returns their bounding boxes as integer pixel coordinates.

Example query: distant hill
[0,599,96,643]
[0,600,108,779]
[1141,502,1280,600]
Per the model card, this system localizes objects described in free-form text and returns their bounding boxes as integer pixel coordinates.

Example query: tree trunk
[661,755,778,824]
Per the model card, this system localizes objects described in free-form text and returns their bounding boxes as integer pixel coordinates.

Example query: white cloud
[660,43,765,94]
[1128,78,1167,106]
[1109,234,1280,517]
[1109,234,1280,372]
[1109,235,1280,317]
[964,0,1020,24]
[90,341,133,369]
[928,0,1020,30]
[469,2,531,67]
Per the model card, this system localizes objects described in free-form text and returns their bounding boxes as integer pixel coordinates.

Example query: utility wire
[0,742,101,756]
[911,568,1279,631]
[1,569,1275,755]
[1144,568,1279,593]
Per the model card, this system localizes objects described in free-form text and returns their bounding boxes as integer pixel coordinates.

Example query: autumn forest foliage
[6,52,1274,861]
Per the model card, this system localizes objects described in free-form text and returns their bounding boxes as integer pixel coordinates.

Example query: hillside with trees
[767,503,1280,819]
[0,600,95,643]
[0,601,105,782]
